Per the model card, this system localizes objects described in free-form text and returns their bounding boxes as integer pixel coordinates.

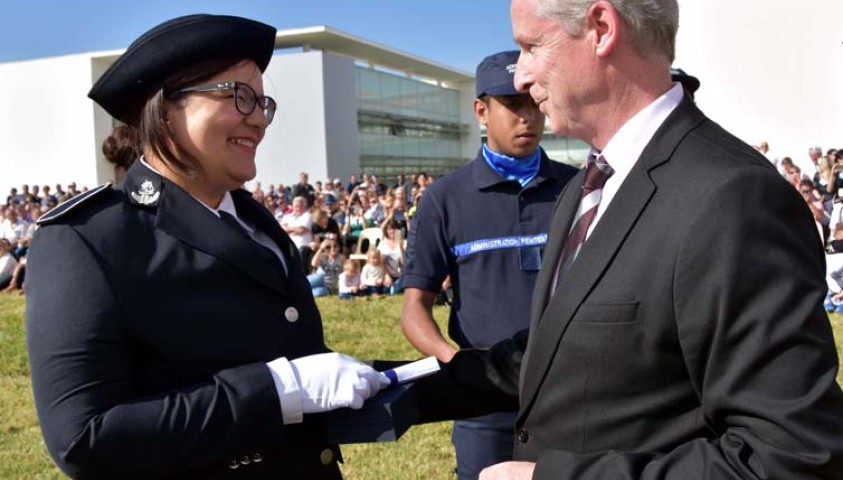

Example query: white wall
[321,52,360,185]
[255,51,328,190]
[0,53,104,196]
[253,50,361,190]
[675,0,843,165]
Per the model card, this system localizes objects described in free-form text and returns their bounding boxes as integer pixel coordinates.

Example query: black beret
[670,68,700,94]
[88,14,277,125]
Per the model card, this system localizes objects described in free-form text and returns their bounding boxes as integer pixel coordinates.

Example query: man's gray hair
[536,0,679,62]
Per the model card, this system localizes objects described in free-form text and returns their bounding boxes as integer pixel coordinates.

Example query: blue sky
[0,0,517,73]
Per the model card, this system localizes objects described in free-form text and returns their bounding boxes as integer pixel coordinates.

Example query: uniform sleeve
[26,224,293,479]
[404,191,451,292]
[414,329,525,423]
[532,167,843,479]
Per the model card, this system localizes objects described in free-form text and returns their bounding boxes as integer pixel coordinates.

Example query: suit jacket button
[240,455,252,466]
[228,459,240,469]
[285,306,299,323]
[320,448,334,465]
[517,428,529,443]
[252,453,263,463]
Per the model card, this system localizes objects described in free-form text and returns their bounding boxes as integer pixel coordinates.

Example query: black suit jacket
[417,97,843,479]
[26,161,342,479]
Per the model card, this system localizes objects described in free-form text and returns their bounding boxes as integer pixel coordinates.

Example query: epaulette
[37,183,113,225]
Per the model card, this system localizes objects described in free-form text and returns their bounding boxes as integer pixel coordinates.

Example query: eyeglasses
[167,81,277,124]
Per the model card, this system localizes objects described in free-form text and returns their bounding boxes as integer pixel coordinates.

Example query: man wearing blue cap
[400,50,577,479]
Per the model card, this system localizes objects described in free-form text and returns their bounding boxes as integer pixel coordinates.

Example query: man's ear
[474,97,489,125]
[587,1,620,58]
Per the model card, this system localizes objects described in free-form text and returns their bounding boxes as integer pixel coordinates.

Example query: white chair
[350,227,383,261]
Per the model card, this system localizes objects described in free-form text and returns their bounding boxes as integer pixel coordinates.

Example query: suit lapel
[153,182,288,297]
[518,97,706,414]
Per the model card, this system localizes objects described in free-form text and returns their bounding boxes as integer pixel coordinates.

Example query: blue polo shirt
[404,148,578,348]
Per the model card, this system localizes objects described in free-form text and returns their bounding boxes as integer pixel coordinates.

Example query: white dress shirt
[585,83,684,240]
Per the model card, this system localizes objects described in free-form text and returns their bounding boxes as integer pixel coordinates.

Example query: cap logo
[506,63,517,74]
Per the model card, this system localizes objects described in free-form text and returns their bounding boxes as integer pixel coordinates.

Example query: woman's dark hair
[101,126,138,169]
[137,56,244,175]
[382,218,400,236]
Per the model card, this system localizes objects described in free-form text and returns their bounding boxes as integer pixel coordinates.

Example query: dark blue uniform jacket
[26,161,343,479]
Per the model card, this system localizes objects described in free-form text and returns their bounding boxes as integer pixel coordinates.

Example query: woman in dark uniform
[26,14,385,479]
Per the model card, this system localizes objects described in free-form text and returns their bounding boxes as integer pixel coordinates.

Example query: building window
[356,67,468,177]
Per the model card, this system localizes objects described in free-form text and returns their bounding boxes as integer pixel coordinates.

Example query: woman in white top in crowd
[377,218,405,294]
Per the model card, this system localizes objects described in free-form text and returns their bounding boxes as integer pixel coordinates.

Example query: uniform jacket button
[320,448,334,465]
[228,459,240,469]
[285,306,299,323]
[252,453,263,463]
[517,427,530,443]
[240,455,251,466]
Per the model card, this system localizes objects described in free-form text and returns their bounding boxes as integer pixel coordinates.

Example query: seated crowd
[252,170,434,299]
[1,171,433,300]
[767,144,843,313]
[1,182,89,294]
[9,143,843,303]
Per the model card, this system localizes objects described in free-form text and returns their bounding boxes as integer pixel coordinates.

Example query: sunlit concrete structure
[0,26,474,194]
[1,3,840,196]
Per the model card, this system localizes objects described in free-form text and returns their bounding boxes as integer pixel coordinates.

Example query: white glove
[289,352,389,414]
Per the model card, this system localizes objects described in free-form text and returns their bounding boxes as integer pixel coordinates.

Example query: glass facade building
[356,67,469,178]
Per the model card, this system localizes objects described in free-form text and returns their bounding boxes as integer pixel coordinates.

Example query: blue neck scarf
[482,143,541,187]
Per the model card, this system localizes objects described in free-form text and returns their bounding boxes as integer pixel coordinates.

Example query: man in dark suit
[416,1,843,479]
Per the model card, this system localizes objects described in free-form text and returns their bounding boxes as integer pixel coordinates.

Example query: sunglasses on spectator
[167,81,277,124]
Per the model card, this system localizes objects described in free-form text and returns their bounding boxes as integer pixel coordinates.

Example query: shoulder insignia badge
[38,183,113,225]
[131,180,160,205]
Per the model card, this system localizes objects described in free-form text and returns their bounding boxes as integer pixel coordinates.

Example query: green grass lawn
[0,294,456,479]
[2,294,843,479]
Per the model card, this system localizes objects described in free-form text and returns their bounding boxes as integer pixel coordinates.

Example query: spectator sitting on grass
[308,238,344,297]
[360,249,387,297]
[338,259,362,300]
[280,196,313,272]
[0,239,18,290]
[377,219,404,295]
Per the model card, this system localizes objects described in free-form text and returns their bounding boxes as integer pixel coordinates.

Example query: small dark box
[325,383,419,444]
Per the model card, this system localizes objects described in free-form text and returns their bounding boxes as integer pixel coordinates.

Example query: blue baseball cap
[475,50,521,98]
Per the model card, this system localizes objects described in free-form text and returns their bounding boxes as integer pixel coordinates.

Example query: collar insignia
[131,180,160,205]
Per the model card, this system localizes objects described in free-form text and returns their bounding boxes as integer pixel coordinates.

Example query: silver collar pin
[131,180,160,205]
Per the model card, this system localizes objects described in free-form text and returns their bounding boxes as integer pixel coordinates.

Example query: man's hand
[479,461,535,480]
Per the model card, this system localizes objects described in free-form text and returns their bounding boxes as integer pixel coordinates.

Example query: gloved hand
[289,352,390,414]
